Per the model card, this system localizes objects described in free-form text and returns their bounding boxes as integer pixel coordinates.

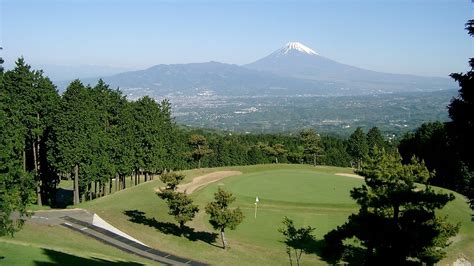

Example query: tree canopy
[323,148,458,265]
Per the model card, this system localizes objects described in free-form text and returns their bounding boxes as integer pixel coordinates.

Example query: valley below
[158,89,455,136]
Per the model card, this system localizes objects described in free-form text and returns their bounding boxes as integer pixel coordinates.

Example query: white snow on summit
[276,42,318,56]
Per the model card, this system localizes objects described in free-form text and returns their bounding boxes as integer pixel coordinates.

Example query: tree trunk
[294,249,299,266]
[145,172,148,182]
[23,149,26,172]
[286,247,293,266]
[220,229,227,249]
[122,175,126,189]
[313,153,316,166]
[94,181,97,198]
[33,141,42,206]
[198,159,201,169]
[73,164,80,205]
[88,183,92,201]
[113,176,117,193]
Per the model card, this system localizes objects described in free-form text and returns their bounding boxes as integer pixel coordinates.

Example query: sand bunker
[155,171,242,194]
[334,173,364,179]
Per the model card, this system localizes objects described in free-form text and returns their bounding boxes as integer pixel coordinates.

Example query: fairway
[3,164,473,265]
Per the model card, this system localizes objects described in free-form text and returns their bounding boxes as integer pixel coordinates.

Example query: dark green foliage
[1,58,60,206]
[366,127,386,156]
[398,122,469,195]
[323,148,458,265]
[205,187,244,249]
[321,135,351,167]
[0,57,36,236]
[188,134,213,168]
[300,129,324,166]
[447,19,474,207]
[279,216,316,266]
[347,127,369,169]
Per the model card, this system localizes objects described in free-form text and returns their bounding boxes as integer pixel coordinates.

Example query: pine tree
[323,148,458,265]
[366,127,385,156]
[157,172,199,230]
[205,187,244,249]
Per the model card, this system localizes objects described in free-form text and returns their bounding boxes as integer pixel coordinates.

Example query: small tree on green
[157,172,198,230]
[279,216,316,266]
[205,187,244,249]
[160,172,185,191]
[188,134,213,168]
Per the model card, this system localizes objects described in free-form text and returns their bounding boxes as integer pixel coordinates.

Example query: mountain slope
[245,42,453,91]
[80,61,341,98]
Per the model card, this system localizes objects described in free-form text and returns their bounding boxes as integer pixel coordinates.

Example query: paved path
[29,209,207,266]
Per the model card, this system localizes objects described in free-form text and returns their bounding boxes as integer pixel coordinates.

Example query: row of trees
[189,126,391,170]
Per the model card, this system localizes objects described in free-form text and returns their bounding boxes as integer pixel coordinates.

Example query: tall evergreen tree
[0,56,36,236]
[2,58,59,206]
[300,129,324,166]
[49,80,92,204]
[447,19,474,207]
[347,127,369,169]
[366,127,385,157]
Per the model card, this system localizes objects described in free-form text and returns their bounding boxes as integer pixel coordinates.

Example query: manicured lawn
[5,164,472,265]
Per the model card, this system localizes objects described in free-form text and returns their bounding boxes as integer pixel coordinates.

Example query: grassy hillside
[80,164,473,265]
[2,164,472,265]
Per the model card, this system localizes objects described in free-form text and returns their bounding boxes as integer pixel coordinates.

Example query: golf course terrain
[1,164,473,265]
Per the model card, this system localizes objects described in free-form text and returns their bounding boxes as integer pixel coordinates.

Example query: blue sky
[1,0,472,77]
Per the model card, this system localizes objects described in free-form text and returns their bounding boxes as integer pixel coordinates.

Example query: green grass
[0,223,153,265]
[6,164,473,265]
[0,241,144,265]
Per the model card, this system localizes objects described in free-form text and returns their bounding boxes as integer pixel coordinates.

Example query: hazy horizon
[1,0,472,79]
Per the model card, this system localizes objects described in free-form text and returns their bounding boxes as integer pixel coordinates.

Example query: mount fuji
[245,42,452,90]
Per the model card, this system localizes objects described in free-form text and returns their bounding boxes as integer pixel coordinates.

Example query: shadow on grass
[280,238,365,265]
[34,248,144,265]
[123,210,219,248]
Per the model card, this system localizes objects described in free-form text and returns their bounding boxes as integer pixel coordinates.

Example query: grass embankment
[2,164,472,265]
[0,223,153,265]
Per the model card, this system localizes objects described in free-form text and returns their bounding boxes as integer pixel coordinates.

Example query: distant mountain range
[64,42,455,97]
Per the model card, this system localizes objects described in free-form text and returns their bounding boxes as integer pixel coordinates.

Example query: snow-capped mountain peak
[277,42,318,56]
